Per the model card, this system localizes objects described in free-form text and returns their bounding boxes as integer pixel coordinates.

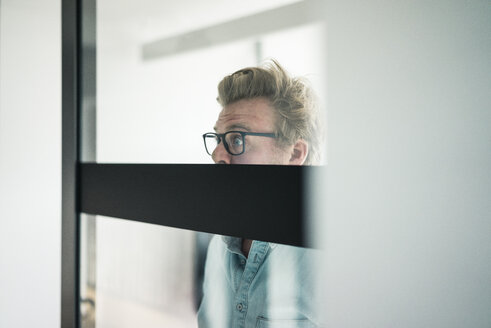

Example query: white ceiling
[98,0,302,42]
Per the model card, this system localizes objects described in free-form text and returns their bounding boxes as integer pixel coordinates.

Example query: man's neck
[241,238,253,258]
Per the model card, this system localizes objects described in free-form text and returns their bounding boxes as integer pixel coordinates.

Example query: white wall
[0,0,61,327]
[324,0,491,327]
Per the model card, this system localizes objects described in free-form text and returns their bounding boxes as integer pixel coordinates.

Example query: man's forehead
[214,98,276,132]
[214,112,253,132]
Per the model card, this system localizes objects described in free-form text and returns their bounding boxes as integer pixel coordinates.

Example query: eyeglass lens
[224,132,244,154]
[204,132,244,155]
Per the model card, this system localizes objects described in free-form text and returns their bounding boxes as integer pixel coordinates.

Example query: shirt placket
[232,241,269,328]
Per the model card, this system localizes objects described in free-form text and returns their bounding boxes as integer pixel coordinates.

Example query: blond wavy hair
[217,60,323,165]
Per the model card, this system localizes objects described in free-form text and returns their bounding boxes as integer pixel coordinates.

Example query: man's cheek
[235,153,261,165]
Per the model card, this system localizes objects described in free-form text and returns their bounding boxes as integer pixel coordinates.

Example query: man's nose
[212,142,231,164]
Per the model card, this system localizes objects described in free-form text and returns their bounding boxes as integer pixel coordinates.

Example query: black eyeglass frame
[202,131,277,156]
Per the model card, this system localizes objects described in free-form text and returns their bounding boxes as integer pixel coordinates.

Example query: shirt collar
[221,235,277,255]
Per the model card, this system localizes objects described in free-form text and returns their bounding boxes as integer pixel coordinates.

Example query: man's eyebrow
[227,124,250,131]
[213,123,250,132]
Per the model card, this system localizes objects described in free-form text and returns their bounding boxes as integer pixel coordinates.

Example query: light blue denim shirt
[197,235,321,328]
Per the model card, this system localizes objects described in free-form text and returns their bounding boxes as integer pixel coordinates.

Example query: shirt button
[236,303,243,311]
[240,259,245,265]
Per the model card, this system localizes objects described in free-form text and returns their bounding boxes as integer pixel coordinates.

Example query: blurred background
[1,0,490,327]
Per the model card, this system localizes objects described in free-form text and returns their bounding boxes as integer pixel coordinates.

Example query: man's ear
[289,139,308,165]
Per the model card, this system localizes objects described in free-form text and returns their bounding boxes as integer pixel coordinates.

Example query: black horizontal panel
[80,164,310,247]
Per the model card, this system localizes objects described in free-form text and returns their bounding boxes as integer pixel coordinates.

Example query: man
[198,60,323,328]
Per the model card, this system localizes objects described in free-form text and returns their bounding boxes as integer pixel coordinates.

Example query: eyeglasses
[202,131,277,156]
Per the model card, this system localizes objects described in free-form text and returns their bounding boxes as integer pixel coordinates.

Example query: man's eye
[232,136,243,146]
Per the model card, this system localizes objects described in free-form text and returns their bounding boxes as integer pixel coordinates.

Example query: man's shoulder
[271,243,322,258]
[268,243,322,275]
[205,235,234,264]
[207,234,226,254]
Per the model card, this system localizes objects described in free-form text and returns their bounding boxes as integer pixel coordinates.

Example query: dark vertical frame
[61,0,80,327]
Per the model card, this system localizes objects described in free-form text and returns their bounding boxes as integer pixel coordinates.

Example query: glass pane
[92,0,326,164]
[80,0,327,327]
[80,214,203,328]
[80,215,323,328]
